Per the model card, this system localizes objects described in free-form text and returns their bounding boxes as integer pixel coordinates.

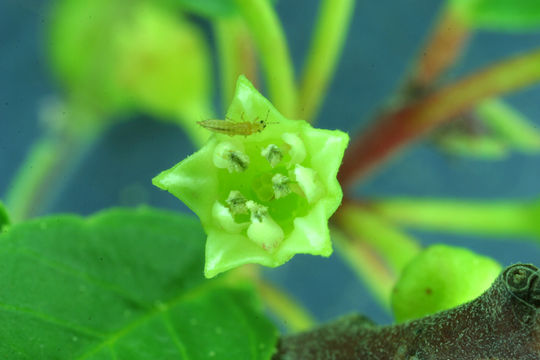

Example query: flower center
[212,133,322,251]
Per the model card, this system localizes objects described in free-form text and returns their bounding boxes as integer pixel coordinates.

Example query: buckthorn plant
[2,0,540,358]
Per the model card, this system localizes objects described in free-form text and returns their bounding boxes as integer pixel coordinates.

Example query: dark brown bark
[273,264,540,360]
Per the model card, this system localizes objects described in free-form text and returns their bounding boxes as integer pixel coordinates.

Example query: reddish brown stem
[273,264,540,359]
[411,7,470,89]
[338,48,540,188]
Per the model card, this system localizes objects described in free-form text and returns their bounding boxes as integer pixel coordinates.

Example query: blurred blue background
[1,0,540,325]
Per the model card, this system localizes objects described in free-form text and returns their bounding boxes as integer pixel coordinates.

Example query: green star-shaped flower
[153,76,349,278]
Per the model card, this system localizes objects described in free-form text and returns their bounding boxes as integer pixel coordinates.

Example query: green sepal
[391,244,502,323]
[153,75,349,278]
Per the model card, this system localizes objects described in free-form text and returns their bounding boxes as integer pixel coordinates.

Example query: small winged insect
[198,110,271,136]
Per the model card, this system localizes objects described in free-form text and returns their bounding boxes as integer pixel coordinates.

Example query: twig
[273,263,540,359]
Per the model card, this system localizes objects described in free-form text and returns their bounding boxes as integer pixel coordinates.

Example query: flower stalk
[234,0,297,117]
[299,0,356,122]
[338,48,540,187]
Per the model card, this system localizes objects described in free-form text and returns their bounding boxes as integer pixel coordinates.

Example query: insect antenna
[262,109,280,125]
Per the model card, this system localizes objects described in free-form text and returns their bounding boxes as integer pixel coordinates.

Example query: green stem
[234,0,297,117]
[338,48,540,187]
[214,16,259,110]
[372,198,538,238]
[256,279,316,333]
[4,128,102,223]
[299,0,355,122]
[476,99,540,151]
[226,265,315,333]
[332,228,395,309]
[334,204,421,275]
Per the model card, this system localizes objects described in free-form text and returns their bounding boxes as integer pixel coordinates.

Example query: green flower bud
[48,0,133,114]
[391,244,502,323]
[115,3,211,119]
[49,0,211,141]
[153,76,349,278]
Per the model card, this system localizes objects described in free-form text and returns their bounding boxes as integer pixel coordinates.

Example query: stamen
[226,191,248,214]
[213,141,250,173]
[212,202,248,233]
[261,144,283,167]
[272,173,291,199]
[246,200,268,222]
[228,151,249,172]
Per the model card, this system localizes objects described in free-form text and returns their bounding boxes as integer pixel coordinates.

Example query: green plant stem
[371,198,538,238]
[214,16,259,110]
[338,48,540,187]
[299,0,355,122]
[234,0,297,117]
[256,279,316,333]
[332,228,395,309]
[227,265,316,332]
[334,204,421,275]
[476,99,540,151]
[4,128,102,223]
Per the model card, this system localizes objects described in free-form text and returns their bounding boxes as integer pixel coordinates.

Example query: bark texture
[274,263,540,360]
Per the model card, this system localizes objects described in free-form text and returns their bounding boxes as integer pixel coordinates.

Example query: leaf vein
[223,294,258,360]
[108,344,118,360]
[75,280,216,360]
[161,312,189,359]
[0,301,103,338]
[18,247,144,306]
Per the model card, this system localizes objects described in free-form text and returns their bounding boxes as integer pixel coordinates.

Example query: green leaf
[0,200,9,232]
[0,207,278,359]
[451,0,540,31]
